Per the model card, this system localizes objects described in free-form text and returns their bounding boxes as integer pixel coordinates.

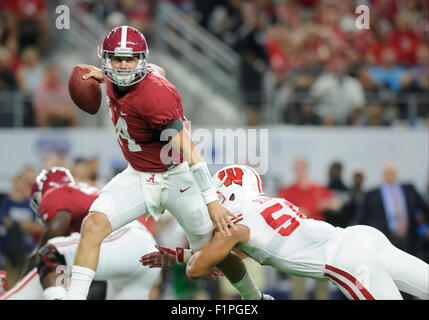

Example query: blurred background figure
[0,171,43,288]
[310,53,366,126]
[341,169,366,226]
[33,64,77,127]
[277,157,340,300]
[16,46,44,97]
[71,157,92,185]
[3,0,49,54]
[234,0,268,126]
[0,46,18,92]
[356,161,429,260]
[324,161,352,228]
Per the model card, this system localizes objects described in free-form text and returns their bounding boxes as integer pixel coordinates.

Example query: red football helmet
[30,167,75,213]
[98,25,149,86]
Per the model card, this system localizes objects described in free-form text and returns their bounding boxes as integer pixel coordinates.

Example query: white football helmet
[213,164,264,207]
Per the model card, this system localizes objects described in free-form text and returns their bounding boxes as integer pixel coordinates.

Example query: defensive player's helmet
[30,167,75,213]
[98,25,149,87]
[213,165,264,207]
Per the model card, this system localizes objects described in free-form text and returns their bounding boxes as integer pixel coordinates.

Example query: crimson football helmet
[98,25,149,86]
[213,165,264,207]
[30,167,75,213]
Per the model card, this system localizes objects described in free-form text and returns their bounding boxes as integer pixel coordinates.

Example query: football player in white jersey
[141,165,429,300]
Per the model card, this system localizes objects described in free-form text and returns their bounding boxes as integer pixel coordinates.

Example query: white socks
[231,271,262,300]
[66,266,96,300]
[43,286,68,300]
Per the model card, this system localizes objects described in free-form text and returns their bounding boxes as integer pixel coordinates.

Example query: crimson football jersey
[105,66,187,172]
[38,183,99,234]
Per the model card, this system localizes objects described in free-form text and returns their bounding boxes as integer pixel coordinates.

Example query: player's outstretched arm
[186,225,249,280]
[169,128,238,236]
[19,211,71,278]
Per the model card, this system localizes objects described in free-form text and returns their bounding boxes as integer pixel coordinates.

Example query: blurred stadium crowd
[0,0,428,300]
[0,0,428,127]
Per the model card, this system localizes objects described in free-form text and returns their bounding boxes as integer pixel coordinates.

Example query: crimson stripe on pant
[0,269,38,300]
[325,264,375,300]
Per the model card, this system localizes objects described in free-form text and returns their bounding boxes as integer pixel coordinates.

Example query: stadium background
[0,0,427,300]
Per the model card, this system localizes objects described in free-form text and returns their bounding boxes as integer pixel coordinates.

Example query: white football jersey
[230,196,344,280]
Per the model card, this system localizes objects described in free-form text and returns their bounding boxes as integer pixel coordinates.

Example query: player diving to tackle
[0,167,160,300]
[67,25,271,300]
[141,165,429,300]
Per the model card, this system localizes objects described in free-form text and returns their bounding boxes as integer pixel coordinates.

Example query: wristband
[190,162,218,204]
[176,248,193,264]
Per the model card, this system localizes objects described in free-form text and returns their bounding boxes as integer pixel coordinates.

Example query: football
[68,65,102,115]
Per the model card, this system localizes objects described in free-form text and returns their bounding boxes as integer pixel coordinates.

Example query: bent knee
[81,211,112,241]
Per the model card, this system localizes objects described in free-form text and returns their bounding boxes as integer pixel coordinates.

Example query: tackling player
[1,167,160,300]
[67,25,269,300]
[141,165,429,300]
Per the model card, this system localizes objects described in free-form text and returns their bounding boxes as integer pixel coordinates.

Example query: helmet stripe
[120,26,128,48]
[247,166,262,193]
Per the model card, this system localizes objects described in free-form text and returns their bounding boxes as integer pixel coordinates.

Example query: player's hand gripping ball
[68,65,102,114]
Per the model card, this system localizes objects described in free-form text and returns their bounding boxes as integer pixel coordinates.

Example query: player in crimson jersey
[68,25,270,300]
[1,167,160,300]
[141,165,429,300]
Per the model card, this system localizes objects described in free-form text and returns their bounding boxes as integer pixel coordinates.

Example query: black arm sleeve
[158,118,184,141]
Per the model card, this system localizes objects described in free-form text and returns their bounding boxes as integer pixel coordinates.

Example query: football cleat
[261,293,275,300]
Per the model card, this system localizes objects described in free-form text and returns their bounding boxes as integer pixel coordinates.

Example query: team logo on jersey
[217,168,244,187]
[146,174,156,183]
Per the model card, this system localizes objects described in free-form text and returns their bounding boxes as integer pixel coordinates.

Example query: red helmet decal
[218,167,244,187]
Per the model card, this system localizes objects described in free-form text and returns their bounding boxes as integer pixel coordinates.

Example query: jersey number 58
[259,201,306,236]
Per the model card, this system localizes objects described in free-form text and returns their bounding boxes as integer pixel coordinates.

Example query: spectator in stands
[21,165,37,198]
[233,0,268,126]
[71,157,100,188]
[342,169,366,225]
[195,0,242,45]
[309,52,366,125]
[0,46,18,91]
[15,46,44,127]
[369,47,407,93]
[388,11,420,67]
[0,171,43,287]
[4,0,48,53]
[356,161,429,257]
[325,161,351,228]
[71,157,92,185]
[277,157,340,300]
[402,45,429,120]
[116,0,155,39]
[33,64,78,127]
[16,46,44,96]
